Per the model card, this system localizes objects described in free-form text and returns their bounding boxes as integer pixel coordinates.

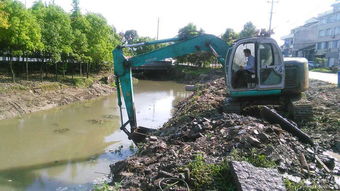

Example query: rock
[334,139,340,152]
[319,154,335,170]
[304,179,312,186]
[120,171,134,177]
[246,136,261,147]
[306,148,314,154]
[231,161,286,191]
[258,132,270,143]
[283,173,301,183]
[149,136,158,141]
[335,176,340,188]
[185,85,196,91]
[192,124,203,133]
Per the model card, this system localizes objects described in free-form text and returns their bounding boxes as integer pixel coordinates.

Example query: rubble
[109,77,340,190]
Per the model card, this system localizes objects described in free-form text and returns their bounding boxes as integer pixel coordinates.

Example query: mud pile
[110,78,339,190]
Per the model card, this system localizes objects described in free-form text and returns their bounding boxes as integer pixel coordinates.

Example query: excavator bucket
[129,126,157,144]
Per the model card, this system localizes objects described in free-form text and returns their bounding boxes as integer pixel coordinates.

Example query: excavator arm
[113,34,229,141]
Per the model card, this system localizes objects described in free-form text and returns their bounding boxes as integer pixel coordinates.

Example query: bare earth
[0,81,115,121]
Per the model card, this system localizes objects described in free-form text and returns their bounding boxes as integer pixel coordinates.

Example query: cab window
[258,43,282,85]
[231,43,256,89]
[232,43,255,72]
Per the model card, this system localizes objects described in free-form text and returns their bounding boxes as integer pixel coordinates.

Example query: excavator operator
[232,48,255,88]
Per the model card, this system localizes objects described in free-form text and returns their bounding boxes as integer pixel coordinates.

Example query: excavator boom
[113,34,229,141]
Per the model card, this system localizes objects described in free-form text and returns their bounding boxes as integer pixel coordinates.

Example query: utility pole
[156,17,160,40]
[268,0,278,34]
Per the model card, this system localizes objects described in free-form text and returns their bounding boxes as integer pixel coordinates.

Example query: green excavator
[113,34,311,143]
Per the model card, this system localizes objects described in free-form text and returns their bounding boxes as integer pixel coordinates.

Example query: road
[309,71,338,84]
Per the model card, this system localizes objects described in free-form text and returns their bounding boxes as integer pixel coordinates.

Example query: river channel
[0,80,190,191]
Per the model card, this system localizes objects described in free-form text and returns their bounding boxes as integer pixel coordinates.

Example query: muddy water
[0,80,189,191]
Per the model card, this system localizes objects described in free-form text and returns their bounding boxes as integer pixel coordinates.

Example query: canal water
[0,80,189,191]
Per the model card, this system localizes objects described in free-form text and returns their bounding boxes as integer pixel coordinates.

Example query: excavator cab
[226,38,285,97]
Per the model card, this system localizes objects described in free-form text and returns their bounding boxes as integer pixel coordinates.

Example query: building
[282,1,340,67]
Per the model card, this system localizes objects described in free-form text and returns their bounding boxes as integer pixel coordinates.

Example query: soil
[0,76,115,120]
[109,75,340,190]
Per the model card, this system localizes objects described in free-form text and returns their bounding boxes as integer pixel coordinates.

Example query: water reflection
[0,80,189,191]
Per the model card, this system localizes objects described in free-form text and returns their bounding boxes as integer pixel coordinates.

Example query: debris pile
[110,78,340,190]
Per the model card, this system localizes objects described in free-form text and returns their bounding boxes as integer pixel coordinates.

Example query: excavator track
[288,100,313,121]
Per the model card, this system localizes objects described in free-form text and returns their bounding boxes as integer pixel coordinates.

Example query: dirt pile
[109,78,340,190]
[0,80,114,120]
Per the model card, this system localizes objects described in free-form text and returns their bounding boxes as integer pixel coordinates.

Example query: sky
[20,0,336,45]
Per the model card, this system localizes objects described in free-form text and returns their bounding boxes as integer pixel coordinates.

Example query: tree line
[0,0,264,83]
[0,0,120,82]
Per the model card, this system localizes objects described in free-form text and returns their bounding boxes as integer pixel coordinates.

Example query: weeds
[310,68,334,73]
[284,179,323,191]
[37,82,63,91]
[129,143,135,152]
[67,77,94,88]
[0,84,29,93]
[186,154,236,191]
[230,148,276,168]
[92,182,122,191]
[181,67,216,76]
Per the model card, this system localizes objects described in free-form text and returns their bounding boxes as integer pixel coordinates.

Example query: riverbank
[108,77,340,190]
[0,66,215,121]
[0,74,115,121]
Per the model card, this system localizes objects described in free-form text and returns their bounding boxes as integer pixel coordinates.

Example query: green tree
[33,3,74,80]
[31,0,48,80]
[0,0,43,82]
[239,22,258,38]
[71,0,80,18]
[176,23,212,67]
[70,1,90,77]
[178,23,204,39]
[222,28,238,46]
[124,29,138,44]
[132,36,165,55]
[85,13,119,71]
[0,1,9,29]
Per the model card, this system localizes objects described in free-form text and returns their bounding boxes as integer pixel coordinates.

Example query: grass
[310,67,335,73]
[62,76,95,88]
[230,149,277,168]
[284,179,323,191]
[186,154,236,191]
[92,182,122,191]
[0,84,29,93]
[36,82,64,91]
[0,73,98,95]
